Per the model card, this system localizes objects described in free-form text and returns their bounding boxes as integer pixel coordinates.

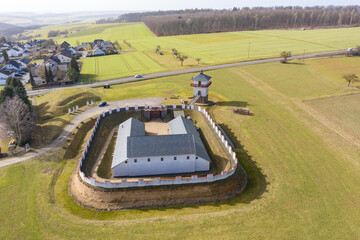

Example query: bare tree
[196,58,201,64]
[0,96,35,145]
[343,73,359,86]
[35,65,47,80]
[178,54,188,66]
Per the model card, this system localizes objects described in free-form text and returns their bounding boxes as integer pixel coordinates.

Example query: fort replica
[112,116,210,177]
[70,72,247,210]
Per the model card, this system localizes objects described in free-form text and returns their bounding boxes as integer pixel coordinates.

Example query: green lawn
[1,57,360,239]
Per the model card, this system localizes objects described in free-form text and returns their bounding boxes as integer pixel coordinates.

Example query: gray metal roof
[112,116,211,169]
[127,134,195,158]
[169,116,210,162]
[192,72,212,82]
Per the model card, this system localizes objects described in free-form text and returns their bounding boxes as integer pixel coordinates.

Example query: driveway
[0,97,164,169]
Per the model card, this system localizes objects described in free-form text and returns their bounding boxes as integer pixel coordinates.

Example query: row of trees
[0,77,34,145]
[142,6,360,36]
[96,9,213,24]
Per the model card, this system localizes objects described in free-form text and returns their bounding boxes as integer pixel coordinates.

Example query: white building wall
[195,157,210,171]
[193,87,208,97]
[114,154,197,177]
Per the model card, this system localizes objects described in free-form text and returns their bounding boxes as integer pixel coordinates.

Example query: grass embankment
[32,87,102,146]
[24,22,360,81]
[97,131,116,179]
[1,57,360,238]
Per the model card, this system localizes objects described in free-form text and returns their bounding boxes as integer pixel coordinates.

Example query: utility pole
[248,42,251,58]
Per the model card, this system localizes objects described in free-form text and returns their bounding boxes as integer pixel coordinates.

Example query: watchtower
[190,71,212,103]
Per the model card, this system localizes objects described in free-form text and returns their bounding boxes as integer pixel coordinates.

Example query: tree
[280,51,292,63]
[0,37,6,44]
[56,67,67,80]
[196,58,201,64]
[67,67,79,82]
[44,66,50,84]
[156,45,161,52]
[7,77,31,109]
[48,67,54,82]
[35,65,46,80]
[343,73,359,86]
[178,54,188,66]
[1,49,9,62]
[29,71,36,88]
[0,96,35,146]
[70,56,80,73]
[0,86,14,104]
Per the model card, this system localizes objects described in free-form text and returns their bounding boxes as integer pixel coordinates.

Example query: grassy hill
[0,56,359,239]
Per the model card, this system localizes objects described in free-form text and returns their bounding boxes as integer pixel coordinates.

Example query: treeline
[142,6,360,36]
[96,9,214,24]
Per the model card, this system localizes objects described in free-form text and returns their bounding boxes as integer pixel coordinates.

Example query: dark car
[98,101,107,107]
[103,84,110,89]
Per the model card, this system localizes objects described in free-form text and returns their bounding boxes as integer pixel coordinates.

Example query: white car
[134,74,142,78]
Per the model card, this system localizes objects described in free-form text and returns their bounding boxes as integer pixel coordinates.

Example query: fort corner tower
[191,71,212,103]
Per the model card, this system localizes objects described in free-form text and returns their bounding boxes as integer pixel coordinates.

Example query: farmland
[0,56,360,238]
[23,23,360,81]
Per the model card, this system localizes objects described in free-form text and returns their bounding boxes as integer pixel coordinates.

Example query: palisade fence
[78,104,239,188]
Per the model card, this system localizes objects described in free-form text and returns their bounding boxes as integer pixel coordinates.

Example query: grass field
[23,22,360,81]
[307,92,360,141]
[0,57,360,239]
[80,52,166,82]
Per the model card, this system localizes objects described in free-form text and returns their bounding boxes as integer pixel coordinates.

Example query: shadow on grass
[78,74,98,84]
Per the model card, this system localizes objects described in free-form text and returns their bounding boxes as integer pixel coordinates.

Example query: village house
[2,60,22,72]
[111,116,210,177]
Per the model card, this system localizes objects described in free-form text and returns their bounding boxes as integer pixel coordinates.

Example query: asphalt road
[27,50,347,97]
[0,97,164,169]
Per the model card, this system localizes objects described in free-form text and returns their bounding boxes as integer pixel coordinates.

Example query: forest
[139,6,360,36]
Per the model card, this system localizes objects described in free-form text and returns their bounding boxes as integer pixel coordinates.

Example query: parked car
[134,74,142,78]
[98,101,107,107]
[103,84,110,89]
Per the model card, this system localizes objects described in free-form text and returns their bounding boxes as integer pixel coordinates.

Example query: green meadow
[0,56,360,239]
[24,23,360,81]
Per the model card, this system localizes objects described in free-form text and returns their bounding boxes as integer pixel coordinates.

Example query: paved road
[27,50,347,97]
[0,97,164,169]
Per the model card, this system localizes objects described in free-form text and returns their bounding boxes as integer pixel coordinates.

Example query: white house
[112,116,210,177]
[57,54,71,64]
[92,47,105,56]
[7,47,23,57]
[191,71,212,103]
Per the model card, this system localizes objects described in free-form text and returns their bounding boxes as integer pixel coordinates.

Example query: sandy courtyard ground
[145,119,169,136]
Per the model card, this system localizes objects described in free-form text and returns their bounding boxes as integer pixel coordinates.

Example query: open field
[307,93,360,141]
[23,22,360,81]
[0,57,360,238]
[80,52,166,82]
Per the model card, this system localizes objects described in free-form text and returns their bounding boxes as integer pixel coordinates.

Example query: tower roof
[192,71,212,82]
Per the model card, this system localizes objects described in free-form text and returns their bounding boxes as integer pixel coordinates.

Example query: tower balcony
[190,81,212,88]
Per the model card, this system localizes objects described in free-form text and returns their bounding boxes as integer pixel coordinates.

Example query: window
[196,157,198,159]
[125,161,128,164]
[161,157,164,161]
[134,159,137,163]
[148,158,151,162]
[187,156,190,160]
[174,157,177,160]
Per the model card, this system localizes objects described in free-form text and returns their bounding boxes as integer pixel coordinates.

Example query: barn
[111,116,210,177]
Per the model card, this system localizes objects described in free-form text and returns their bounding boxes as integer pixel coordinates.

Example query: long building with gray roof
[112,116,210,177]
